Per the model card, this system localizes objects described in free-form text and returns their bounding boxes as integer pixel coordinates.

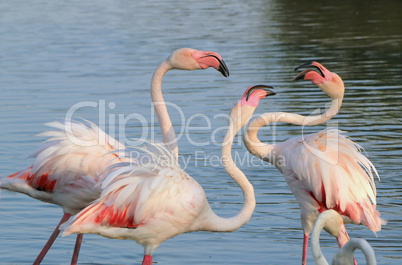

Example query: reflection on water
[0,0,401,264]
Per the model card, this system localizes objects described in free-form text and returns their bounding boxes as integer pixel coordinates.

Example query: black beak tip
[204,54,229,77]
[292,74,305,82]
[294,61,325,78]
[266,90,276,96]
[219,67,229,77]
[245,85,275,100]
[254,85,276,97]
[219,60,230,77]
[294,61,314,71]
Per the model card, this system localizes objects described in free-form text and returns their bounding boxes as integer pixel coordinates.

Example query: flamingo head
[293,61,345,100]
[168,48,229,77]
[320,210,350,247]
[230,85,275,128]
[239,85,276,107]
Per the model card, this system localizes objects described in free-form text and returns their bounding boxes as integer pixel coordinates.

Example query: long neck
[150,60,178,159]
[200,106,256,232]
[311,215,330,265]
[333,239,377,265]
[244,97,342,163]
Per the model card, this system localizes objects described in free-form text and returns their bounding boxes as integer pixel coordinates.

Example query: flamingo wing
[31,120,126,180]
[62,143,207,239]
[280,128,383,231]
[2,120,126,211]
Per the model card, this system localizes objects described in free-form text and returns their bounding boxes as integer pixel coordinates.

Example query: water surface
[0,0,401,264]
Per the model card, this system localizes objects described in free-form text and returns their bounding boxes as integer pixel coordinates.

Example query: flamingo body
[63,144,210,247]
[2,48,229,264]
[2,120,124,213]
[62,85,276,264]
[275,128,381,234]
[1,120,124,264]
[243,62,384,264]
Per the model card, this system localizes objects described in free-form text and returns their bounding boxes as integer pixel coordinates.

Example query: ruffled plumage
[1,119,126,213]
[278,128,384,232]
[62,141,207,240]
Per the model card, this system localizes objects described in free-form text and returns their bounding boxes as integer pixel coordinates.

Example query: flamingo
[311,210,377,265]
[1,120,126,265]
[243,62,385,265]
[61,85,276,265]
[0,48,229,264]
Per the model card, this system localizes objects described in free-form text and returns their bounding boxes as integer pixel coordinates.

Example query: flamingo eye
[186,52,192,57]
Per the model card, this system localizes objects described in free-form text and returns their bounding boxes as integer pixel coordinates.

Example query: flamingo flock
[1,48,384,265]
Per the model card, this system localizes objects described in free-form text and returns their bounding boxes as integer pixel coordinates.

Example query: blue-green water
[0,0,401,264]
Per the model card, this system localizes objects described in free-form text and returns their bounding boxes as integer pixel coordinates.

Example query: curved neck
[150,60,178,159]
[311,215,330,265]
[299,98,342,126]
[244,97,342,162]
[201,105,256,232]
[334,239,377,265]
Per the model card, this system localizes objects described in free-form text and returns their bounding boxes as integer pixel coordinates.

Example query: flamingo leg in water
[142,255,153,265]
[302,233,309,265]
[70,233,83,265]
[33,213,71,265]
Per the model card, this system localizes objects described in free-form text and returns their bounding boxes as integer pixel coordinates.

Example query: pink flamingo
[311,210,377,265]
[61,85,276,265]
[2,120,125,265]
[1,48,229,264]
[243,62,385,265]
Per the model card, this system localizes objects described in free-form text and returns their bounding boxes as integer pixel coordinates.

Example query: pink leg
[33,213,71,265]
[142,255,153,265]
[70,233,83,265]
[302,233,309,265]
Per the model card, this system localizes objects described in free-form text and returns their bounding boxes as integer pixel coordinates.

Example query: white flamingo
[1,48,229,264]
[311,210,377,265]
[61,85,276,265]
[243,62,384,265]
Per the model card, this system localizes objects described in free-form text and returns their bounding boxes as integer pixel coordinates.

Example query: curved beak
[293,61,325,81]
[202,54,230,77]
[245,85,276,100]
